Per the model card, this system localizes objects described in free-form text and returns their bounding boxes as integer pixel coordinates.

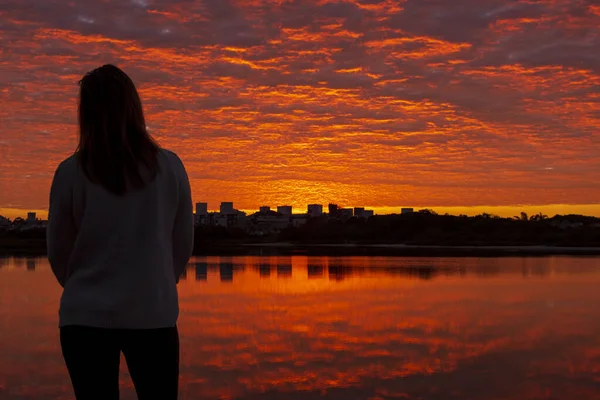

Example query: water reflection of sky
[1,256,600,399]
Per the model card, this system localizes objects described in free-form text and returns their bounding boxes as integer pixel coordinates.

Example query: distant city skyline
[1,0,599,219]
[4,203,600,221]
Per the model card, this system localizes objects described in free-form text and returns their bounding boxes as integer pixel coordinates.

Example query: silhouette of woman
[47,64,194,400]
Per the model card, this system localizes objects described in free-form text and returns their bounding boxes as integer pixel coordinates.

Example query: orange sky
[1,0,599,218]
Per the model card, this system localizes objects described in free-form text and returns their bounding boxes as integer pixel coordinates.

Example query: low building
[215,215,228,228]
[216,211,247,228]
[277,206,292,216]
[401,208,414,214]
[214,202,248,228]
[196,212,213,226]
[291,214,307,227]
[250,210,290,233]
[195,213,209,226]
[259,206,271,214]
[550,220,585,229]
[353,207,374,219]
[339,208,353,219]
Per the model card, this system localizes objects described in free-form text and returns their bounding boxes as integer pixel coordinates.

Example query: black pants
[60,325,179,400]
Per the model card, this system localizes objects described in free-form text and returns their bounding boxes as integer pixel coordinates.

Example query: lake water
[1,256,600,400]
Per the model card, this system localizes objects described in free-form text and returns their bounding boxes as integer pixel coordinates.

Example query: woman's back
[48,148,193,328]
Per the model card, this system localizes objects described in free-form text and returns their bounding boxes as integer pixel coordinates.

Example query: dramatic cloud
[0,0,599,215]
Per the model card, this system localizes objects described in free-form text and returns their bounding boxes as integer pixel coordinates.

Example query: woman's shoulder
[50,154,82,189]
[158,148,184,165]
[54,154,78,176]
[158,148,181,161]
[158,148,187,175]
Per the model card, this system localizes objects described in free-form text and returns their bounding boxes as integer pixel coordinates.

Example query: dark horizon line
[3,209,600,222]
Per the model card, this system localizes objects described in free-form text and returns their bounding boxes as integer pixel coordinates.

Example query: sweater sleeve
[172,158,194,283]
[46,161,77,287]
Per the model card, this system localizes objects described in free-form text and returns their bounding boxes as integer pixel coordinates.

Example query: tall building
[328,203,339,216]
[259,206,271,214]
[401,208,414,214]
[220,202,234,215]
[27,212,36,224]
[194,202,209,226]
[0,216,10,228]
[363,210,374,218]
[277,206,292,216]
[195,202,208,216]
[307,204,323,217]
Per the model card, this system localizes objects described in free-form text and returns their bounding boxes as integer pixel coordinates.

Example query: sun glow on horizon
[3,204,600,221]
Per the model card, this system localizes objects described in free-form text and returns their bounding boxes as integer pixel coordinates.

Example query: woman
[47,64,194,399]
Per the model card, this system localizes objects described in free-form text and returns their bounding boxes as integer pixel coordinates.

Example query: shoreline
[0,240,600,257]
[226,243,600,256]
[3,241,600,257]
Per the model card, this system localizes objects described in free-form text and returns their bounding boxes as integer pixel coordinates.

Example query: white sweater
[47,149,194,329]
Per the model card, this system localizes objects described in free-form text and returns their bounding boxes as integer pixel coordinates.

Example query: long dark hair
[78,64,159,195]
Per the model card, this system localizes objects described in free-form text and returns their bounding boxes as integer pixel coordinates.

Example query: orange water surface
[1,256,600,400]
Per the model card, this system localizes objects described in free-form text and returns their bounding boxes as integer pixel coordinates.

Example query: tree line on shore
[2,210,600,252]
[193,210,600,248]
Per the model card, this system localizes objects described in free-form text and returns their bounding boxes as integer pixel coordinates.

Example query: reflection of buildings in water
[277,263,292,278]
[472,263,503,278]
[402,266,435,280]
[307,264,324,278]
[259,263,271,277]
[276,256,292,278]
[185,256,569,284]
[0,257,9,269]
[530,264,551,277]
[11,257,25,268]
[207,262,220,273]
[26,258,36,271]
[195,262,208,281]
[379,265,460,280]
[220,262,234,282]
[328,265,353,281]
[520,262,551,278]
[324,263,450,281]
